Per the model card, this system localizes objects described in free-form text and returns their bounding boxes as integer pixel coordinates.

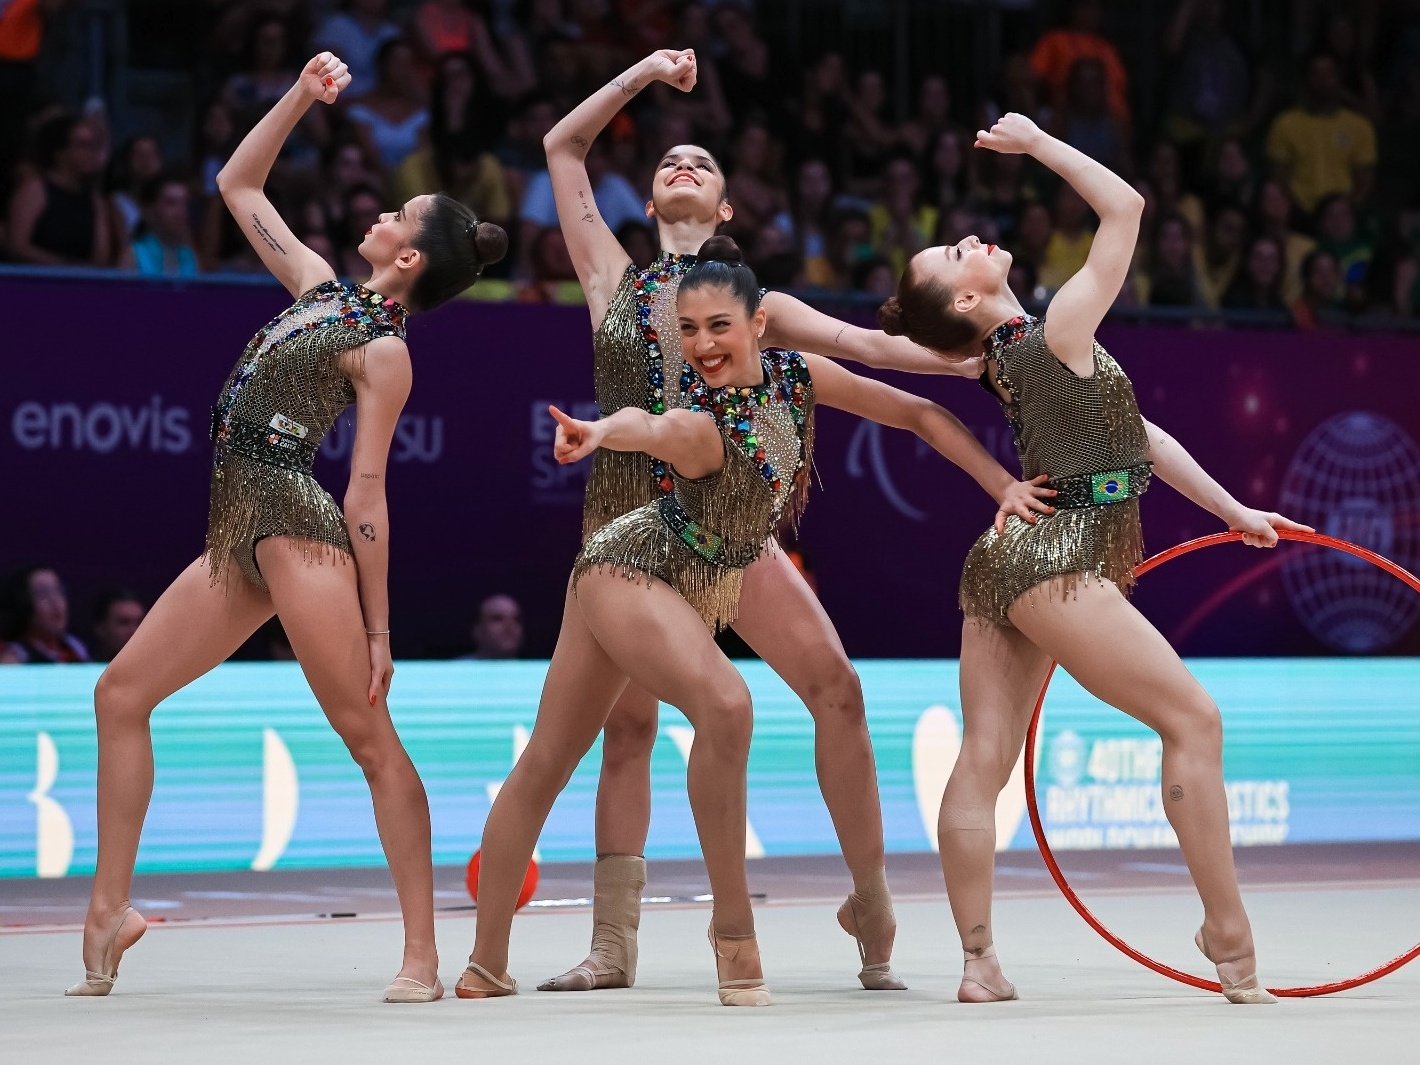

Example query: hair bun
[471,220,509,266]
[697,234,744,265]
[876,296,907,336]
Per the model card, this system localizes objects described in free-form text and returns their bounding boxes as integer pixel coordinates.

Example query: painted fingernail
[325,76,335,87]
[369,694,376,706]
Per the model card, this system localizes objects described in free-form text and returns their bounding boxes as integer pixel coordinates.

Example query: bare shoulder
[342,334,412,392]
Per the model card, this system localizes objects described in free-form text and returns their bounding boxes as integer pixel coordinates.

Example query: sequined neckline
[690,349,810,499]
[353,283,409,324]
[633,251,699,493]
[984,314,1037,359]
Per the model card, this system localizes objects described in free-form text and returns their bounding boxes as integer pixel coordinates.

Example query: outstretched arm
[976,113,1143,374]
[543,49,697,326]
[216,53,349,298]
[343,335,412,706]
[804,354,1054,531]
[1143,418,1312,547]
[550,404,723,480]
[760,291,984,377]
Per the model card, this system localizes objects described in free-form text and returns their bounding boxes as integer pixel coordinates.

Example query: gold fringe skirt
[204,451,353,592]
[573,504,747,631]
[582,448,658,540]
[958,500,1144,626]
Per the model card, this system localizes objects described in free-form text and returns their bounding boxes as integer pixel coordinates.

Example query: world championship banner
[2,658,1415,877]
[3,272,1419,660]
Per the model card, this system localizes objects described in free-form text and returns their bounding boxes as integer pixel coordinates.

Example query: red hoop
[1023,529,1420,997]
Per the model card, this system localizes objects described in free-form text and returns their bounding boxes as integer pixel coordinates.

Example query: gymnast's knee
[799,654,865,728]
[602,706,659,768]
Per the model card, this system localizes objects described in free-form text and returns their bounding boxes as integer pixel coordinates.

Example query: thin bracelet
[365,629,391,635]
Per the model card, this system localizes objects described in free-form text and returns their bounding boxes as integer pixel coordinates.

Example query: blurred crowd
[2,0,1420,324]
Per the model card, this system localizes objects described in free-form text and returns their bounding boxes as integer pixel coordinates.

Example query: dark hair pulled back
[679,234,760,316]
[408,192,509,311]
[876,257,981,359]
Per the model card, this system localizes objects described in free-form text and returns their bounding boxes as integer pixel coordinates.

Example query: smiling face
[648,144,730,225]
[677,283,767,389]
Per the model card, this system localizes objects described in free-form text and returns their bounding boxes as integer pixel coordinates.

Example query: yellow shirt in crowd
[1266,107,1377,215]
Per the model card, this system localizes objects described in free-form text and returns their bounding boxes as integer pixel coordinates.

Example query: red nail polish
[325,76,335,87]
[369,694,376,706]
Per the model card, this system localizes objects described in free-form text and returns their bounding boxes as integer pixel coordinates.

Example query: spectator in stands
[851,253,895,297]
[842,69,897,199]
[0,0,67,204]
[396,51,514,233]
[463,594,524,659]
[1199,136,1256,214]
[824,205,873,290]
[108,134,165,244]
[1030,0,1130,129]
[414,0,481,58]
[787,52,850,175]
[1038,182,1094,293]
[650,3,731,146]
[925,128,967,215]
[346,39,431,175]
[415,0,535,104]
[125,173,200,277]
[222,14,328,175]
[1222,234,1288,312]
[899,74,958,162]
[774,156,840,288]
[1314,193,1375,310]
[1012,199,1054,285]
[0,566,90,664]
[1145,213,1203,307]
[1046,56,1131,178]
[1162,0,1260,146]
[1291,248,1344,328]
[89,588,146,663]
[1254,177,1317,304]
[518,225,582,302]
[6,113,116,267]
[977,52,1042,134]
[713,5,781,132]
[723,118,788,246]
[746,220,800,289]
[1144,140,1205,245]
[310,0,401,98]
[1266,52,1377,214]
[1193,203,1248,309]
[193,99,239,208]
[973,150,1033,244]
[312,138,383,255]
[869,154,936,279]
[495,93,558,206]
[1318,8,1381,122]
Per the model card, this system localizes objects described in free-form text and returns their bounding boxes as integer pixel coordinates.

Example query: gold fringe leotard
[574,349,815,630]
[582,252,698,538]
[959,315,1153,625]
[205,280,408,590]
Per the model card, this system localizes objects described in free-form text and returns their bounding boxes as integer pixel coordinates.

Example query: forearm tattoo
[358,522,377,542]
[578,190,595,223]
[571,135,589,149]
[251,214,286,255]
[612,76,640,97]
[833,324,848,346]
[359,473,380,480]
[1169,785,1184,801]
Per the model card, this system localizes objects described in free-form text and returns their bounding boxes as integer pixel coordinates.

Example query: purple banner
[4,272,1419,658]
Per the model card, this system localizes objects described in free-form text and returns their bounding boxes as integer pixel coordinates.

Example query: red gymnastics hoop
[1022,529,1420,997]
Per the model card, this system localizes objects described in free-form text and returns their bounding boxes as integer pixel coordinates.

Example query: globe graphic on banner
[1278,412,1420,652]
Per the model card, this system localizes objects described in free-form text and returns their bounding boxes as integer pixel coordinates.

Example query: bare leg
[1008,577,1270,1001]
[76,556,273,992]
[733,546,898,979]
[594,683,658,854]
[576,573,763,991]
[942,617,1052,1001]
[467,581,631,986]
[257,538,437,993]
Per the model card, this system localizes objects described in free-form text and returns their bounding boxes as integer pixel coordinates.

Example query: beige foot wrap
[537,854,646,991]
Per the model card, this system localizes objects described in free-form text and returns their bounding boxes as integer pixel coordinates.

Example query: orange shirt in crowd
[1030,29,1131,126]
[0,0,45,62]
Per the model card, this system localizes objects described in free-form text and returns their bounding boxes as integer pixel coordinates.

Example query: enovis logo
[10,396,193,454]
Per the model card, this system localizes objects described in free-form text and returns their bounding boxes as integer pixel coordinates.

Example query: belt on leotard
[657,495,760,567]
[1046,462,1153,509]
[210,408,319,473]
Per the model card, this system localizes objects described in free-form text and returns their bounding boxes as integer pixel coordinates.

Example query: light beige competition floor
[4,849,1418,1065]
